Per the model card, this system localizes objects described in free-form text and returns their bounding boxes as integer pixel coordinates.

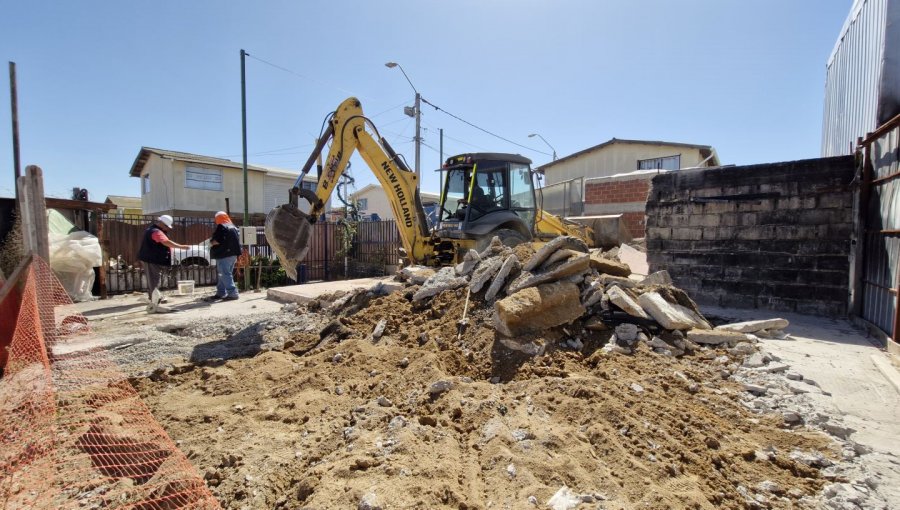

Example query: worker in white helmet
[137,215,189,313]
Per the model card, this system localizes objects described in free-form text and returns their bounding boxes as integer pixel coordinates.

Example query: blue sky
[1,1,851,200]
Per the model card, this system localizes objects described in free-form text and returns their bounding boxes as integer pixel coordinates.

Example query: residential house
[537,138,719,186]
[104,195,143,217]
[129,147,322,223]
[348,183,441,223]
[536,138,720,238]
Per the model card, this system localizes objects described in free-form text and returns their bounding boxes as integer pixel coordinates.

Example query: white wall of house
[352,185,439,221]
[139,152,313,216]
[542,143,708,186]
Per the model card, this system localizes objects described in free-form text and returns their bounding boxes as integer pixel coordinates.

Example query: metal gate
[856,113,900,341]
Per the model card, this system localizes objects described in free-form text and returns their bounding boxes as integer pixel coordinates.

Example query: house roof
[536,138,719,172]
[104,195,142,208]
[128,147,315,182]
[351,183,440,202]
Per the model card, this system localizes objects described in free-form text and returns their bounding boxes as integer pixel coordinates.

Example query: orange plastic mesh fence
[1,257,221,509]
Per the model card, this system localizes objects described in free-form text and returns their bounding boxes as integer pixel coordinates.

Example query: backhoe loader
[265,97,594,280]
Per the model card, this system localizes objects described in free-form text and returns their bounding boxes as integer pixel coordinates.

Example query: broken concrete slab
[589,251,632,277]
[523,236,589,272]
[485,254,520,301]
[686,329,748,346]
[640,270,673,287]
[508,253,590,294]
[540,249,581,270]
[600,274,636,289]
[454,249,481,276]
[413,267,468,302]
[493,281,585,337]
[715,318,789,334]
[639,292,706,330]
[399,266,436,285]
[606,286,650,319]
[470,257,504,293]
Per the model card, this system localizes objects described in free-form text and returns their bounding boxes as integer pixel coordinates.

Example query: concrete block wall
[584,173,655,237]
[646,156,856,316]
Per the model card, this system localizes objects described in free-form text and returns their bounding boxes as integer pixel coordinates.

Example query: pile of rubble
[397,235,764,357]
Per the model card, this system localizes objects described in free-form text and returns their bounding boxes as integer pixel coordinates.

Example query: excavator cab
[436,153,538,250]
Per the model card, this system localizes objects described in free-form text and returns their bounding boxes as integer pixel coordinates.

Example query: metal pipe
[240,49,250,291]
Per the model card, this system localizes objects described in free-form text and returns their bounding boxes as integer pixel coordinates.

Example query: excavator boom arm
[269,98,433,271]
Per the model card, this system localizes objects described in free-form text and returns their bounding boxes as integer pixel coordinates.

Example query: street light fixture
[528,133,557,161]
[385,61,421,187]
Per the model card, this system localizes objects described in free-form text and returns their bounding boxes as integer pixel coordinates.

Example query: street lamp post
[528,133,557,161]
[385,62,421,189]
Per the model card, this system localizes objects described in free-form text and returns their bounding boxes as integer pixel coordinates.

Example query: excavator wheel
[476,229,528,251]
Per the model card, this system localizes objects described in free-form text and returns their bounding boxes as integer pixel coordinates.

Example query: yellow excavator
[265,97,594,279]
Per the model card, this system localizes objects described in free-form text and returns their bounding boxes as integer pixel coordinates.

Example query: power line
[245,53,357,97]
[420,97,551,156]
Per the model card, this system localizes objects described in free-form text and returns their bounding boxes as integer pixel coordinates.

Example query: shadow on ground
[189,324,265,363]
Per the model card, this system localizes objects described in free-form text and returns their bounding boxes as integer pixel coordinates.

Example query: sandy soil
[130,289,837,510]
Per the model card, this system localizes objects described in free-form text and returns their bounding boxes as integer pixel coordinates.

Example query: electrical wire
[246,53,357,97]
[420,97,552,156]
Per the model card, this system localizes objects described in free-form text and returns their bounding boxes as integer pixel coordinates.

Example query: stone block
[493,281,585,337]
[588,251,631,277]
[606,286,649,319]
[715,318,789,334]
[638,292,705,330]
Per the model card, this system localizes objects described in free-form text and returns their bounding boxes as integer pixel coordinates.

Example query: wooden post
[16,165,50,261]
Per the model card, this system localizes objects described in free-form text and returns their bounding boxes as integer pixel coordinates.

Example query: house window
[637,155,680,171]
[356,198,368,210]
[301,180,317,191]
[185,166,224,191]
[142,174,151,194]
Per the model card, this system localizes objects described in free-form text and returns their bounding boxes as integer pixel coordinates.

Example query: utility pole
[414,92,421,186]
[439,128,444,196]
[240,49,250,291]
[9,62,21,200]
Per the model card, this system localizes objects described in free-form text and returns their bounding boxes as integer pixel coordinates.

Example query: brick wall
[646,156,855,316]
[584,173,654,238]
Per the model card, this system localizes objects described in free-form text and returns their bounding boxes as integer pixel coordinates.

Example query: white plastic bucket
[177,280,195,296]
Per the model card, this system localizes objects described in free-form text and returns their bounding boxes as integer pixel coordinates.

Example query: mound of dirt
[133,286,835,509]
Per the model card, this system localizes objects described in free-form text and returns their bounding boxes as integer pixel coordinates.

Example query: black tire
[476,228,528,251]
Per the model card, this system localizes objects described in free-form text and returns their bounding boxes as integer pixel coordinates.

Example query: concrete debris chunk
[686,329,747,345]
[371,319,387,341]
[413,266,468,302]
[493,282,584,337]
[477,236,506,258]
[428,380,453,396]
[485,254,520,301]
[715,318,789,334]
[606,286,650,319]
[400,265,436,285]
[639,292,706,330]
[546,486,582,510]
[539,248,580,270]
[524,236,589,272]
[614,323,639,344]
[470,257,504,293]
[599,274,636,289]
[508,253,590,294]
[639,270,673,287]
[743,352,766,368]
[454,249,482,276]
[589,250,632,277]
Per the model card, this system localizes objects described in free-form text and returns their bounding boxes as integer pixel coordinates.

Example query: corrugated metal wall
[822,0,890,156]
[859,118,900,338]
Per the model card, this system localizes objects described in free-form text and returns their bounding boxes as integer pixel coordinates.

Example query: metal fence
[539,177,584,218]
[855,112,900,341]
[99,214,402,296]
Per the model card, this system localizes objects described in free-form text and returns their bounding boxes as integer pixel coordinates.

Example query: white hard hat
[157,215,174,228]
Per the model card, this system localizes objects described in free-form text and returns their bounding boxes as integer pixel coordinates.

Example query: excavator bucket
[264,203,313,281]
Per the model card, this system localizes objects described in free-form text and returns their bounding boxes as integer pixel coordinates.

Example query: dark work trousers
[142,262,166,300]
